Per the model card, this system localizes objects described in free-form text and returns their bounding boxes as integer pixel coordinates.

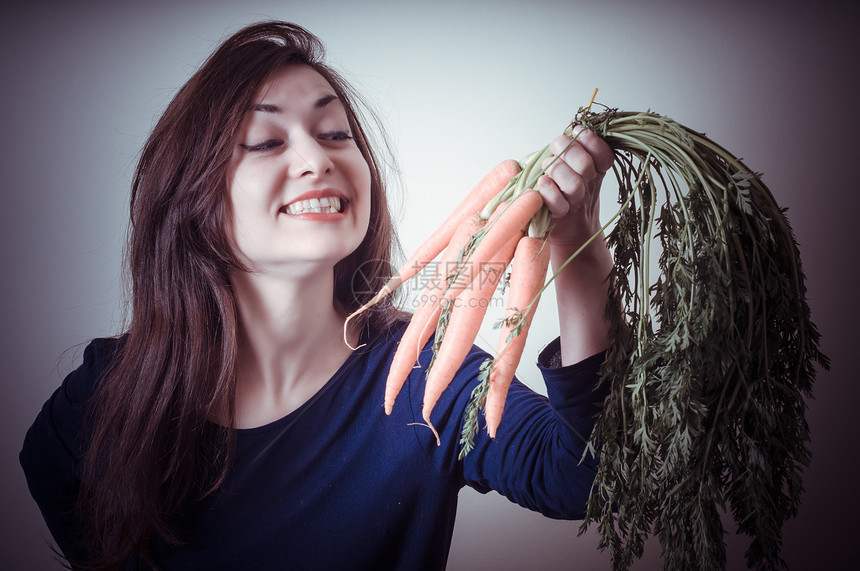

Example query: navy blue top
[20,323,609,570]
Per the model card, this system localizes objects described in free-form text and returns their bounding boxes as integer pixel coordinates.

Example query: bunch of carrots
[344,93,620,446]
[345,153,557,444]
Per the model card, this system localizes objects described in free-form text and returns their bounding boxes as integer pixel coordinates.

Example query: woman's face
[226,65,372,277]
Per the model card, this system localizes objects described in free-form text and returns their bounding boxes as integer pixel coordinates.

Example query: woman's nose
[288,136,334,178]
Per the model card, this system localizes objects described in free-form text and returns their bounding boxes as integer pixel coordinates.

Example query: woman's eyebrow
[314,94,338,108]
[249,95,339,114]
[250,103,281,114]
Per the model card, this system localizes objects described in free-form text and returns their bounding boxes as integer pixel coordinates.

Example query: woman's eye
[320,130,354,142]
[239,139,283,152]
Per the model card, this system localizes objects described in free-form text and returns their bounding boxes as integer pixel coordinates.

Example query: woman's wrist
[549,227,612,276]
[550,231,613,366]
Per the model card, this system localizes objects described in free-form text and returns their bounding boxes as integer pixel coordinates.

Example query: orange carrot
[384,212,487,414]
[394,159,520,278]
[485,235,552,438]
[430,189,545,308]
[421,230,521,431]
[343,159,521,344]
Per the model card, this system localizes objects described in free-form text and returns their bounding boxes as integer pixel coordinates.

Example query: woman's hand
[537,125,615,252]
[536,126,615,365]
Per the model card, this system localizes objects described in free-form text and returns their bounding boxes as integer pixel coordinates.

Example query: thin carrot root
[485,235,551,438]
[408,421,441,446]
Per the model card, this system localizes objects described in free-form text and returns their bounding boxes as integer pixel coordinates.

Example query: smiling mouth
[282,196,347,215]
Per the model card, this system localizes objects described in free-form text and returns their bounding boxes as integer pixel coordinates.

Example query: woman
[21,20,615,570]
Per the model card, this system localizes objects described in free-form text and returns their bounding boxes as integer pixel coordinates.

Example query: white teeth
[285,196,342,215]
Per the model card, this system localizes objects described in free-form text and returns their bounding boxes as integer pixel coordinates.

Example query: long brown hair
[78,21,403,568]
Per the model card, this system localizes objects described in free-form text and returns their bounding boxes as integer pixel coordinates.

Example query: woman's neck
[229,267,358,428]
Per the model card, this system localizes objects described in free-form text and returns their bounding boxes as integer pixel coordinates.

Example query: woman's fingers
[548,135,595,180]
[537,127,614,216]
[545,127,613,177]
[565,125,615,174]
[537,173,571,218]
[539,141,593,218]
[534,127,615,249]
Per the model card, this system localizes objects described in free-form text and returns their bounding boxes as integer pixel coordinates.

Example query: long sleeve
[405,335,610,519]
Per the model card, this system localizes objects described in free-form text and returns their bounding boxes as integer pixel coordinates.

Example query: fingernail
[538,175,551,190]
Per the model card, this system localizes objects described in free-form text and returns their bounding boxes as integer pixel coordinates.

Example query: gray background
[2,0,857,569]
